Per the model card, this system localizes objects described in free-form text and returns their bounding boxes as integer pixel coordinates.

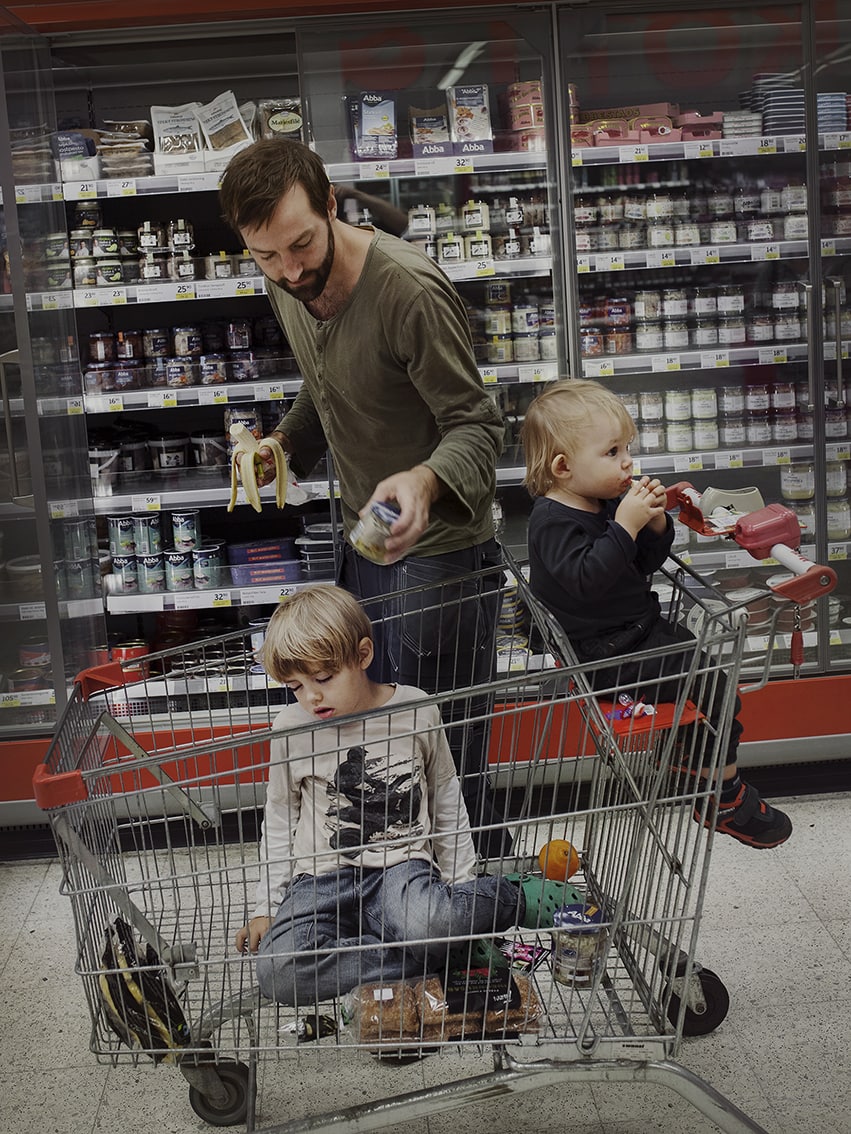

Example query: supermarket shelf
[576,239,811,275]
[570,132,851,168]
[106,580,309,614]
[81,374,301,414]
[582,341,809,378]
[91,470,333,513]
[0,596,103,623]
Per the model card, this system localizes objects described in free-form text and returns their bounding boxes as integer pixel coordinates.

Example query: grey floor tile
[0,1064,105,1134]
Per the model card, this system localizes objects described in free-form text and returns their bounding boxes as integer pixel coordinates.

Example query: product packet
[150,103,203,154]
[409,104,451,157]
[194,90,253,152]
[257,97,304,140]
[446,84,494,155]
[346,91,398,160]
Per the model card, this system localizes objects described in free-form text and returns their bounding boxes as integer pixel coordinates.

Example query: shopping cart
[34,535,829,1134]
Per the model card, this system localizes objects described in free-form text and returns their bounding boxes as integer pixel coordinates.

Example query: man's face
[240,183,335,303]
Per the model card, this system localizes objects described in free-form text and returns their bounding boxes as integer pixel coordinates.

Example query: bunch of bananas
[227,423,288,513]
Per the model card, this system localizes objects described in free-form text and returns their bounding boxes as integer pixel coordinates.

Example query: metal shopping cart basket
[33,535,833,1134]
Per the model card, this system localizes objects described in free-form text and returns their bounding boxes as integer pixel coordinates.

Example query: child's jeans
[255,859,521,1005]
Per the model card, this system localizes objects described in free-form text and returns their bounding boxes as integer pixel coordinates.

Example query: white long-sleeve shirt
[252,685,477,919]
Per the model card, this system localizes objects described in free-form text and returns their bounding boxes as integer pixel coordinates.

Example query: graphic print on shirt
[326,745,423,852]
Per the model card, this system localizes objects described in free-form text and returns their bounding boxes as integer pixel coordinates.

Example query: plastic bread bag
[343,980,420,1043]
[413,969,541,1041]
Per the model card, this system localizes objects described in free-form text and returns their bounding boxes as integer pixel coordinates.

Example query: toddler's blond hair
[521,378,636,497]
[260,585,373,683]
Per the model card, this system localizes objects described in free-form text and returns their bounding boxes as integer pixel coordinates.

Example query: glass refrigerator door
[296,10,566,553]
[557,3,830,680]
[815,0,851,671]
[0,22,106,737]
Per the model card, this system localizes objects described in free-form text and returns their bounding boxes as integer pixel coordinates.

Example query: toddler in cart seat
[520,378,792,850]
[235,585,569,1006]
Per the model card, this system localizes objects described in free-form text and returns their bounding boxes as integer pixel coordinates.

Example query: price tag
[758,346,788,366]
[840,131,851,149]
[684,141,714,160]
[576,255,591,274]
[106,394,124,413]
[517,364,552,383]
[413,157,454,177]
[725,550,752,568]
[198,387,229,405]
[652,354,681,372]
[131,594,165,612]
[751,243,780,261]
[821,238,837,257]
[147,390,178,409]
[212,591,233,608]
[210,675,233,693]
[829,543,848,561]
[757,136,777,155]
[645,249,676,269]
[632,459,642,475]
[673,453,704,472]
[479,366,498,385]
[474,258,496,277]
[620,143,649,163]
[174,591,211,610]
[714,450,744,469]
[131,494,162,512]
[174,282,197,301]
[0,692,21,708]
[827,442,851,462]
[583,359,614,377]
[763,447,791,465]
[106,178,138,197]
[783,135,806,152]
[265,383,285,401]
[15,184,45,205]
[453,156,474,175]
[824,132,849,151]
[700,246,720,265]
[363,161,390,179]
[74,181,98,199]
[700,350,729,369]
[76,289,102,308]
[50,500,79,519]
[20,602,47,621]
[234,277,256,297]
[596,252,625,272]
[720,137,759,157]
[177,172,221,193]
[67,397,84,416]
[41,293,59,310]
[107,286,128,305]
[571,151,584,166]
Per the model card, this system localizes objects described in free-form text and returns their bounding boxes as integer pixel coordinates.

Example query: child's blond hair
[260,585,373,683]
[521,378,636,497]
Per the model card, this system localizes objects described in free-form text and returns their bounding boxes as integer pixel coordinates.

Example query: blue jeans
[340,540,512,859]
[255,860,522,1005]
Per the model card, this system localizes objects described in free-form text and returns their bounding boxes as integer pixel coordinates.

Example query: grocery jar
[205,251,235,279]
[143,327,171,358]
[73,257,98,288]
[465,231,493,260]
[693,418,720,450]
[462,200,490,230]
[774,312,802,341]
[746,312,775,343]
[665,388,691,421]
[437,232,464,263]
[407,204,436,235]
[138,252,169,281]
[634,290,662,320]
[771,410,798,442]
[691,387,718,419]
[646,220,675,248]
[691,318,718,346]
[96,259,124,286]
[604,328,634,355]
[717,284,745,314]
[771,381,796,410]
[734,188,761,217]
[115,330,143,360]
[666,420,694,452]
[827,461,847,497]
[636,321,664,351]
[92,228,119,257]
[709,219,737,244]
[137,220,166,250]
[719,414,746,447]
[745,411,772,445]
[827,496,851,541]
[708,189,734,217]
[825,407,848,439]
[168,252,197,281]
[638,390,664,421]
[88,331,115,362]
[690,287,717,315]
[663,319,689,349]
[168,218,195,250]
[780,462,815,501]
[674,220,701,245]
[718,315,746,345]
[598,196,624,223]
[227,319,253,350]
[662,288,688,317]
[173,325,203,356]
[745,382,771,412]
[645,192,673,219]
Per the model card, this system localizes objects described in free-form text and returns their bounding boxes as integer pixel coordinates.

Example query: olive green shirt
[265,228,504,556]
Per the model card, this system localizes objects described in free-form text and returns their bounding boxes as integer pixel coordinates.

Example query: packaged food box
[628,115,676,138]
[409,104,452,157]
[577,101,679,123]
[507,102,546,131]
[229,560,303,586]
[227,538,297,564]
[675,111,723,127]
[506,80,543,105]
[346,91,398,161]
[446,85,494,154]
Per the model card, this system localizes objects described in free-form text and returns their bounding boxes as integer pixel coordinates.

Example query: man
[219,139,510,857]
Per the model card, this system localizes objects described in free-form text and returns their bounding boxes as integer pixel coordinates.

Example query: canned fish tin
[65,557,97,598]
[171,510,200,551]
[133,513,162,555]
[9,668,49,692]
[108,514,136,555]
[111,554,139,593]
[19,637,50,668]
[164,549,195,591]
[137,553,166,593]
[349,500,402,565]
[64,517,96,560]
[192,542,226,589]
[112,640,150,677]
[551,904,607,986]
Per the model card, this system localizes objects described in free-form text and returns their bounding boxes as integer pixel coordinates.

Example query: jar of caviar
[710,219,738,244]
[746,411,773,445]
[138,220,166,251]
[619,391,640,418]
[605,297,632,326]
[693,418,720,450]
[89,332,115,362]
[690,287,717,315]
[514,333,540,362]
[165,356,197,388]
[74,200,102,228]
[598,196,624,224]
[746,311,775,343]
[718,385,745,414]
[111,359,144,391]
[580,327,605,357]
[827,496,851,540]
[665,389,691,421]
[619,225,645,250]
[691,387,718,419]
[465,230,493,260]
[780,461,815,501]
[634,290,662,320]
[774,312,802,341]
[485,306,512,336]
[114,330,143,360]
[718,315,746,345]
[487,335,514,364]
[719,414,746,447]
[638,390,664,421]
[70,228,93,257]
[674,220,701,246]
[797,410,815,440]
[746,218,776,242]
[73,257,98,287]
[205,251,235,279]
[173,325,203,357]
[666,420,694,452]
[647,220,675,248]
[662,288,689,317]
[691,318,719,346]
[495,229,522,259]
[771,281,799,310]
[781,182,808,213]
[663,319,689,349]
[575,228,598,253]
[117,230,138,257]
[636,321,665,352]
[645,192,673,220]
[168,219,195,250]
[825,407,848,439]
[708,189,734,218]
[143,328,171,358]
[574,196,597,226]
[717,284,745,314]
[771,409,798,442]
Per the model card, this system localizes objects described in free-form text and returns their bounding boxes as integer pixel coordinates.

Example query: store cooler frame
[35,552,776,1134]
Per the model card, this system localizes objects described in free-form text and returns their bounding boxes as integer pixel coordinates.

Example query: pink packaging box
[229,560,303,585]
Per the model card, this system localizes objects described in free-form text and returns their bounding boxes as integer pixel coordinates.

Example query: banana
[228,423,288,513]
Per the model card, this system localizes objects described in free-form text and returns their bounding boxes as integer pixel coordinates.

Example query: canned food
[137,553,166,593]
[171,510,200,551]
[19,637,50,668]
[9,668,49,692]
[108,514,136,555]
[83,359,111,392]
[143,327,171,358]
[164,549,195,591]
[349,500,402,565]
[111,554,139,593]
[112,640,150,677]
[198,354,228,384]
[133,513,162,555]
[192,542,226,589]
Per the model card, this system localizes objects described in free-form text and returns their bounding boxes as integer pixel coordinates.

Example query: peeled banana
[228,423,288,513]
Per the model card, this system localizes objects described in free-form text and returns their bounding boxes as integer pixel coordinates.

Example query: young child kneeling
[521,378,791,850]
[236,585,568,1005]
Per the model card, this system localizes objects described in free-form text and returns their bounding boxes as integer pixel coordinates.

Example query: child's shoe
[697,781,792,848]
[506,874,584,930]
[446,936,509,972]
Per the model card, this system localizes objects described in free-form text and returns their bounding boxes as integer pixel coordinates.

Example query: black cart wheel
[188,1060,253,1127]
[667,967,730,1036]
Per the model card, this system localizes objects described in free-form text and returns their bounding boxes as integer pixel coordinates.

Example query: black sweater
[527,496,675,644]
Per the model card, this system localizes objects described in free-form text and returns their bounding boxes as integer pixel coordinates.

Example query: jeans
[255,860,521,1005]
[340,540,512,858]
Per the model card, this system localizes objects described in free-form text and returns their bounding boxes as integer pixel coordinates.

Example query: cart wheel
[667,967,730,1036]
[188,1060,253,1127]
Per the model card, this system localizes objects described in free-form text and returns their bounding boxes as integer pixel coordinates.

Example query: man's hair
[219,138,331,233]
[260,585,373,683]
[521,378,636,497]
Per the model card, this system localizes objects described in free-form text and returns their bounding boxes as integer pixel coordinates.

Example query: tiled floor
[1,792,849,1134]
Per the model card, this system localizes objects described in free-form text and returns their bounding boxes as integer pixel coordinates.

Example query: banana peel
[228,423,288,513]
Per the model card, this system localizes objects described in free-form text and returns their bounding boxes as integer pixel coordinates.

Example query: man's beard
[275,220,335,303]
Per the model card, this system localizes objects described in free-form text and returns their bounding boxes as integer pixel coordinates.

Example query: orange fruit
[538,838,580,880]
